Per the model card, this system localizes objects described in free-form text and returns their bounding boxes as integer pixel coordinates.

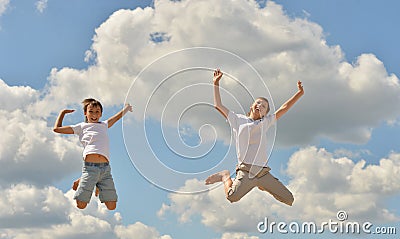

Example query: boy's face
[85,104,102,123]
[250,98,269,119]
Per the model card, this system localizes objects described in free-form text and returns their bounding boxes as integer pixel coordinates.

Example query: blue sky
[0,0,399,239]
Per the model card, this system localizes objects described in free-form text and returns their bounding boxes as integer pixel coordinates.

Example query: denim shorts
[74,162,118,203]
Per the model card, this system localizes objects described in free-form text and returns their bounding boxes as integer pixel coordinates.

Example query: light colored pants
[74,162,118,203]
[227,163,294,206]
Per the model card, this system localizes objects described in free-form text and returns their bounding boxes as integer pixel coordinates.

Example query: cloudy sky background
[0,0,399,238]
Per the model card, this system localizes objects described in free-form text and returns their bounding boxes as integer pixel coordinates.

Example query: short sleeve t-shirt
[227,111,276,167]
[71,120,110,160]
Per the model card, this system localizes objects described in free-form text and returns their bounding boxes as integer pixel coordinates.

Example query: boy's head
[247,97,270,119]
[82,98,103,123]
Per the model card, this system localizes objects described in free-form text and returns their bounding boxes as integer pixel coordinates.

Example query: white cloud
[220,232,259,239]
[0,184,69,228]
[0,73,84,188]
[0,186,114,239]
[114,222,172,239]
[0,0,10,17]
[284,147,400,222]
[0,184,171,239]
[159,146,400,232]
[35,0,48,13]
[0,109,82,186]
[0,79,39,112]
[31,0,400,149]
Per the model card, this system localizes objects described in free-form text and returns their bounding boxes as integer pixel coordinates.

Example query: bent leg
[257,172,294,206]
[105,201,117,210]
[72,178,80,191]
[97,165,118,209]
[226,170,255,203]
[73,178,99,197]
[76,200,88,209]
[205,170,233,197]
[74,166,98,209]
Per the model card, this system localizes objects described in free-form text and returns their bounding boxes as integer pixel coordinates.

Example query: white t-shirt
[71,120,110,160]
[227,111,276,167]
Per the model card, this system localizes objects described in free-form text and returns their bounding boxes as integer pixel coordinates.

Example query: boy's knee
[226,190,242,203]
[76,200,87,209]
[277,193,294,206]
[285,191,294,206]
[287,195,294,206]
[105,201,117,210]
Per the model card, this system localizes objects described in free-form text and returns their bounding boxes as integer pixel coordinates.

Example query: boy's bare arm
[213,69,229,119]
[53,109,75,134]
[275,81,304,120]
[107,104,133,128]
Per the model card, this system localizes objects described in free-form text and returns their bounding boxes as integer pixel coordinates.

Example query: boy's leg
[97,165,118,210]
[72,178,80,191]
[205,170,233,194]
[74,165,98,209]
[257,172,294,206]
[104,201,117,210]
[73,178,99,197]
[76,200,88,209]
[226,170,255,203]
[206,170,255,203]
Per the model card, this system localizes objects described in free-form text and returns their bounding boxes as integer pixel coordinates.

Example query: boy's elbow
[214,104,222,112]
[53,128,62,133]
[214,105,224,113]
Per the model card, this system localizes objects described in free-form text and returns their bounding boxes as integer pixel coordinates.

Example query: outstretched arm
[53,109,75,134]
[275,81,304,120]
[107,103,133,128]
[213,69,229,119]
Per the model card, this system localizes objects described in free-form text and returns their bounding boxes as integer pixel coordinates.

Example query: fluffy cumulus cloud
[159,146,400,232]
[0,185,113,238]
[0,83,82,186]
[32,0,400,148]
[0,79,39,112]
[2,0,400,237]
[0,185,172,239]
[0,184,70,229]
[284,147,400,222]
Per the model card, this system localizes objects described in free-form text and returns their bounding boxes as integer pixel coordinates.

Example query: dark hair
[246,97,270,117]
[82,98,103,122]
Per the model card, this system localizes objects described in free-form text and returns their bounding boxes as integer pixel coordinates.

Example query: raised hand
[297,80,304,93]
[62,109,75,114]
[213,69,223,84]
[124,103,133,113]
